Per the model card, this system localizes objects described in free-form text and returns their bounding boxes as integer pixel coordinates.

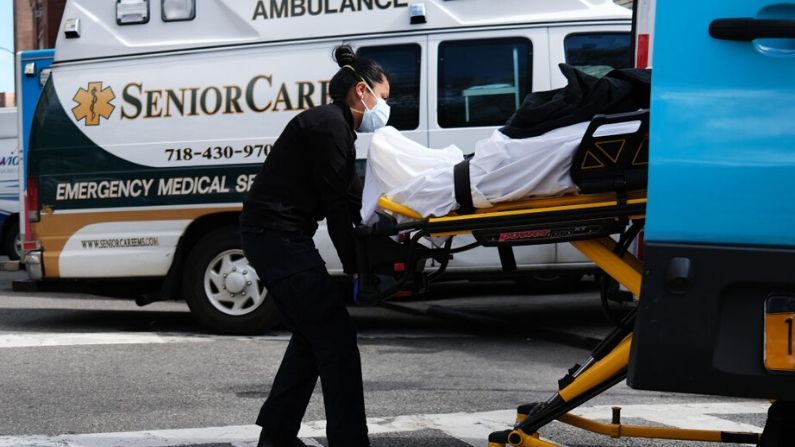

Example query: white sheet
[361,121,640,223]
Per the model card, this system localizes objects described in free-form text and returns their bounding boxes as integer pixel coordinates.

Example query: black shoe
[257,428,307,447]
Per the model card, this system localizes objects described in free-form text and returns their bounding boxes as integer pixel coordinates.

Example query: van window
[437,37,532,128]
[357,44,421,131]
[564,33,632,78]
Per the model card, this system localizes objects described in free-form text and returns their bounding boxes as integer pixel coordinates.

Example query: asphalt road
[0,270,770,447]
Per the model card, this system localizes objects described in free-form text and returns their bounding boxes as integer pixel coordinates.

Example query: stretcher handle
[710,18,795,41]
[588,109,648,128]
[354,217,425,237]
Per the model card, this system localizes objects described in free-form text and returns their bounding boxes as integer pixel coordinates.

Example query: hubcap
[225,271,247,294]
[203,249,266,316]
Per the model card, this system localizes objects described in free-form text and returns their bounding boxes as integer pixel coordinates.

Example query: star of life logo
[72,82,116,126]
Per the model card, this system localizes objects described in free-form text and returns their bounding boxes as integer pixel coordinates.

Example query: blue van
[628,0,795,441]
[13,49,54,261]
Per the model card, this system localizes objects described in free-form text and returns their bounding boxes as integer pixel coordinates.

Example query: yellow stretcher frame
[374,192,762,447]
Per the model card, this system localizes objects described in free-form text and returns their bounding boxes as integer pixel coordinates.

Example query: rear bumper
[629,242,795,400]
[23,250,43,280]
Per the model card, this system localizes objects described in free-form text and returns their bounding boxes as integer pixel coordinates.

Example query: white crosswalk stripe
[0,332,212,348]
[0,402,767,447]
[0,331,472,349]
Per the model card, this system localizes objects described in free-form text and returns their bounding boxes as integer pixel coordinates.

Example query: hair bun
[333,45,357,68]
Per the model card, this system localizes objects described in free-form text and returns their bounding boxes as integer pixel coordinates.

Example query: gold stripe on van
[32,206,241,278]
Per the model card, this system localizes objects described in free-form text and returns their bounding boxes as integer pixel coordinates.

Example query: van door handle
[710,18,795,41]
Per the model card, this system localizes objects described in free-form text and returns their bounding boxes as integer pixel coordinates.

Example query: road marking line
[0,331,472,349]
[0,332,211,348]
[239,332,474,341]
[0,425,259,447]
[0,402,767,447]
[296,409,515,445]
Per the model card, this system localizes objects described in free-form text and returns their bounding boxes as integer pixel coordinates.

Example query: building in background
[16,0,66,52]
[2,0,66,107]
[14,0,34,54]
[0,92,15,107]
[27,0,67,50]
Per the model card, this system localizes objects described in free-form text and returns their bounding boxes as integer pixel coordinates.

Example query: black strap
[454,159,474,214]
[613,178,630,227]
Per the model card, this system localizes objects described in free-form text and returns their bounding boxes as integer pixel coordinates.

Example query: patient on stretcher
[361,64,650,223]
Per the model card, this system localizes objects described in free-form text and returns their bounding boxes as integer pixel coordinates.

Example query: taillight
[21,240,40,251]
[26,177,40,222]
[636,33,650,69]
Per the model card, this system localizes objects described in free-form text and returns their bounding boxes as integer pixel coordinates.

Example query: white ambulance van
[0,108,20,260]
[23,0,632,333]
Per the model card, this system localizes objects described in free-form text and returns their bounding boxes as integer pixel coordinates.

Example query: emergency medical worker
[239,45,390,447]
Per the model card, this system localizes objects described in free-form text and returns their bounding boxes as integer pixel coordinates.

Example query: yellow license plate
[764,296,795,372]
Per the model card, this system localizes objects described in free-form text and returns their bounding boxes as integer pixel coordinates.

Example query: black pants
[241,227,369,447]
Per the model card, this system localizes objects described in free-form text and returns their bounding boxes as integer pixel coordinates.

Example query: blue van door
[628,0,795,398]
[19,50,54,182]
[17,49,54,254]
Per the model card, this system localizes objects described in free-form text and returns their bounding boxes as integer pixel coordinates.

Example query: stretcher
[354,110,766,446]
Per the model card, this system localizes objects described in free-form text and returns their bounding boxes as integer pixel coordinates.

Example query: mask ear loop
[343,65,375,112]
[341,66,366,116]
[343,65,374,100]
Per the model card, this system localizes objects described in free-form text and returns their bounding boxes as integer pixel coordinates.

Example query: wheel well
[0,213,19,252]
[158,212,240,301]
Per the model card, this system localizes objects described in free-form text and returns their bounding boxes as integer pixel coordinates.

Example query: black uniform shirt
[240,102,363,274]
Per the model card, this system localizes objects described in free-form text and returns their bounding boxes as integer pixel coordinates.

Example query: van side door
[427,28,556,270]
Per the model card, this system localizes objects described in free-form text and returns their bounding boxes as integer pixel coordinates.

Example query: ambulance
[0,107,20,260]
[23,0,633,333]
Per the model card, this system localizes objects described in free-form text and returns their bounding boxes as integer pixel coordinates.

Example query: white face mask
[358,83,390,133]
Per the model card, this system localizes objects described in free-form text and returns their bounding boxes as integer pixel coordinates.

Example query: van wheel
[4,220,20,261]
[183,226,280,334]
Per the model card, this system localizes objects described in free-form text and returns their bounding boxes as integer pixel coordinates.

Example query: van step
[12,280,39,292]
[0,261,20,271]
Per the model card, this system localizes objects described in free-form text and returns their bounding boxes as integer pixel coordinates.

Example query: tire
[3,220,20,261]
[183,225,280,334]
